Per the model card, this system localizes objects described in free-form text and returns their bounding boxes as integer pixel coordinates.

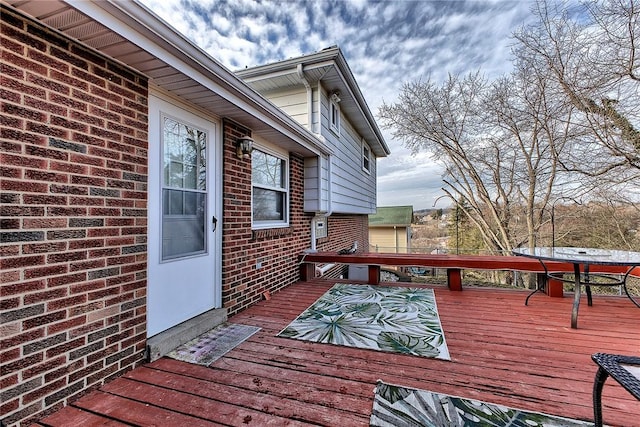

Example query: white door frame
[147,90,223,337]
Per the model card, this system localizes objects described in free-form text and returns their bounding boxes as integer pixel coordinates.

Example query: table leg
[525,260,548,305]
[584,263,593,306]
[592,366,608,427]
[623,283,640,308]
[571,263,581,329]
[622,266,640,308]
[525,284,544,305]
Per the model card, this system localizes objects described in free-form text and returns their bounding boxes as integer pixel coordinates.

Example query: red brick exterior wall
[318,215,369,254]
[316,214,370,278]
[1,5,371,425]
[0,7,148,425]
[221,120,369,316]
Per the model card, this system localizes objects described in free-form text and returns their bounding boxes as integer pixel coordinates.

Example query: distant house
[369,206,414,253]
[0,1,389,425]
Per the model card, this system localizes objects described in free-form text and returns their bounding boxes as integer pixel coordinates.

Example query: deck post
[545,275,564,298]
[368,265,380,285]
[300,262,315,282]
[535,272,563,297]
[447,268,462,291]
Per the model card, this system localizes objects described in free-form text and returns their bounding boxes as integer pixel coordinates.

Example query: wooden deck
[36,279,639,426]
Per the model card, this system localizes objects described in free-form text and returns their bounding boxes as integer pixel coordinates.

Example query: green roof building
[369,206,413,253]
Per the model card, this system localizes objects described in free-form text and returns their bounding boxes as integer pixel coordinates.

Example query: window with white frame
[329,94,341,135]
[362,141,371,174]
[252,148,288,227]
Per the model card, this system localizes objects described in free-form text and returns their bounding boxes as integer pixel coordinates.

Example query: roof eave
[237,47,390,158]
[332,49,390,157]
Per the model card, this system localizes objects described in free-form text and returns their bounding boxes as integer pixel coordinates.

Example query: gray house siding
[318,89,377,214]
[255,84,377,214]
[261,88,308,128]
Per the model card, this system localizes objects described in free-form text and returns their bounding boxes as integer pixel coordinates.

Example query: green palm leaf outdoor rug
[371,381,592,426]
[277,283,450,361]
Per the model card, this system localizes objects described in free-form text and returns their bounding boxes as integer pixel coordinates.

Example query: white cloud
[139,0,535,210]
[376,149,448,209]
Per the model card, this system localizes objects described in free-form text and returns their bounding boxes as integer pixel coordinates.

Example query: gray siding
[259,85,377,215]
[303,154,330,213]
[262,87,308,128]
[318,88,377,214]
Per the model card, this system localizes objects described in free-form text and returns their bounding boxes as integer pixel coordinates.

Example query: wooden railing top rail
[299,251,637,275]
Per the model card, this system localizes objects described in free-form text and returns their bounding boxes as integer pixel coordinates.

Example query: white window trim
[251,142,289,229]
[362,140,371,174]
[329,96,341,136]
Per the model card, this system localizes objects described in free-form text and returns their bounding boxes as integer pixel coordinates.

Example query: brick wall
[221,120,369,316]
[0,6,149,426]
[315,214,370,279]
[318,214,369,254]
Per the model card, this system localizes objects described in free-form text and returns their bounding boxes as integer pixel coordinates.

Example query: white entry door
[147,94,221,337]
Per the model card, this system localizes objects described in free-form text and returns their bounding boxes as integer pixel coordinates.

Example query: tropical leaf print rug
[370,381,592,426]
[277,283,450,361]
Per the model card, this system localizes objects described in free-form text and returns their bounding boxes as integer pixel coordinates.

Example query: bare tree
[378,67,577,258]
[514,0,640,179]
[380,0,639,262]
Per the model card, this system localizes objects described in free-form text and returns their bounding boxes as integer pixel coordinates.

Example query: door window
[161,116,207,260]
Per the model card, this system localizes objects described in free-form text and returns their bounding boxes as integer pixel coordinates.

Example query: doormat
[277,283,450,361]
[371,380,592,426]
[166,323,260,366]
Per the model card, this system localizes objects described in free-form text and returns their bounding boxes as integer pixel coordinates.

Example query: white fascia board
[64,0,329,157]
[240,67,301,84]
[237,49,340,78]
[332,52,390,156]
[239,47,390,157]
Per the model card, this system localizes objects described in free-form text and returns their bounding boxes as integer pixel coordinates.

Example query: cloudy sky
[139,0,538,210]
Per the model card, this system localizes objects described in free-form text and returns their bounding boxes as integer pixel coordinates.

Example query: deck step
[146,308,227,362]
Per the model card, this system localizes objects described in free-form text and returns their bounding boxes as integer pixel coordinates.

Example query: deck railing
[299,251,639,297]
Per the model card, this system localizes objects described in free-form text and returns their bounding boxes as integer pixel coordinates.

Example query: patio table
[591,353,640,427]
[512,247,640,328]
